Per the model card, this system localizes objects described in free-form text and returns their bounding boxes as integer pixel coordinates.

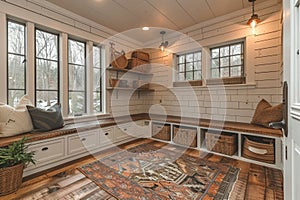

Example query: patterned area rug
[79,143,239,200]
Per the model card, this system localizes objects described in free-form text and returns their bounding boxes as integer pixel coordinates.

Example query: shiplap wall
[143,1,283,123]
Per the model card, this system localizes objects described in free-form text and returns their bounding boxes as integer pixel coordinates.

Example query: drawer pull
[105,132,109,136]
[41,147,49,151]
[123,128,127,131]
[81,138,86,141]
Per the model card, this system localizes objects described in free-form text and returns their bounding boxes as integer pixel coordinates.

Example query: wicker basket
[242,136,275,164]
[0,163,24,196]
[152,123,171,141]
[173,127,197,148]
[111,54,128,69]
[109,78,119,87]
[127,58,151,73]
[206,131,238,155]
[131,51,150,62]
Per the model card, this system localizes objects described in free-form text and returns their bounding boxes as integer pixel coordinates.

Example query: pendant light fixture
[247,0,260,28]
[159,31,168,52]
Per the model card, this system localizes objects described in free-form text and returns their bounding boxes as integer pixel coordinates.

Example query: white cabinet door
[99,127,114,145]
[67,130,99,155]
[27,138,65,169]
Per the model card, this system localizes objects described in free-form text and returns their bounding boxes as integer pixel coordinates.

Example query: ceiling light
[142,27,149,31]
[247,0,260,28]
[159,31,168,52]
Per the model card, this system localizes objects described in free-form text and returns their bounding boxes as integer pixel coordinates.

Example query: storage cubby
[172,125,197,148]
[152,122,171,141]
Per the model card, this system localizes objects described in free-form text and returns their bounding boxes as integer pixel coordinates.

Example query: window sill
[173,80,203,87]
[64,113,111,125]
[206,77,246,85]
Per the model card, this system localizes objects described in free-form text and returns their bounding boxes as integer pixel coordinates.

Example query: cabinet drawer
[114,124,131,142]
[67,131,99,155]
[99,127,114,145]
[27,138,65,168]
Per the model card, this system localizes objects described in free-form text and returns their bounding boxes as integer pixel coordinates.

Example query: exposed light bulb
[250,20,257,28]
[160,45,165,52]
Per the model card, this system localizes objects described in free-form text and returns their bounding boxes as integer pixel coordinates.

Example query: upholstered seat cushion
[26,104,64,132]
[0,95,34,137]
[251,99,283,128]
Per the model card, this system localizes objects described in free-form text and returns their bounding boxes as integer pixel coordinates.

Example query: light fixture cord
[252,1,255,15]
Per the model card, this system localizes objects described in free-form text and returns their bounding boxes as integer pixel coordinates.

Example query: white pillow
[0,95,34,137]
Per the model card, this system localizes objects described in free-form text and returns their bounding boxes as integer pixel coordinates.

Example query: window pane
[231,66,242,77]
[36,30,58,60]
[68,40,85,65]
[93,92,101,113]
[211,69,220,78]
[194,52,201,61]
[186,63,193,71]
[93,46,101,67]
[211,49,219,58]
[194,71,202,80]
[230,55,242,66]
[69,92,86,115]
[220,46,229,57]
[220,67,230,77]
[36,91,58,109]
[8,54,25,89]
[69,65,85,91]
[8,90,25,107]
[186,71,193,80]
[195,61,201,70]
[93,68,101,92]
[178,55,185,63]
[36,59,58,90]
[178,73,185,81]
[220,57,229,67]
[186,53,193,62]
[230,44,242,55]
[212,58,220,68]
[8,22,25,54]
[178,64,185,72]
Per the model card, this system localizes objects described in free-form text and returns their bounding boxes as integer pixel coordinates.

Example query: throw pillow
[0,98,34,137]
[26,104,64,132]
[15,94,34,110]
[251,99,283,127]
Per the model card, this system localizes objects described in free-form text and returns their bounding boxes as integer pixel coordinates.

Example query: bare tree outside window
[35,29,59,109]
[93,46,102,113]
[68,39,86,115]
[7,21,26,107]
[177,51,202,81]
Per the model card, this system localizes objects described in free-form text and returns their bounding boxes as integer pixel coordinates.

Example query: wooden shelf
[106,67,153,76]
[106,87,155,92]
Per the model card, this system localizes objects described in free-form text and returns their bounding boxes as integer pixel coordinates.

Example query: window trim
[67,38,87,115]
[7,19,27,105]
[174,50,202,87]
[92,45,103,113]
[34,28,60,108]
[208,41,245,84]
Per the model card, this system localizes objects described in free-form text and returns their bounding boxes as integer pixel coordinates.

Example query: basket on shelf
[109,78,119,87]
[0,163,24,196]
[205,131,238,155]
[131,51,150,62]
[242,136,275,164]
[173,127,197,148]
[152,123,171,141]
[111,54,128,69]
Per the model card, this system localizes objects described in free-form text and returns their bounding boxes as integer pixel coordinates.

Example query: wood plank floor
[0,139,283,200]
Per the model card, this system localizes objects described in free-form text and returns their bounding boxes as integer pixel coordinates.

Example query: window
[93,46,103,113]
[210,42,244,79]
[68,39,86,115]
[7,20,26,106]
[176,51,202,81]
[35,29,59,109]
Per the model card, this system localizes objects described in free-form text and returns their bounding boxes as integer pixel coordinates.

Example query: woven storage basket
[0,163,24,196]
[242,136,275,164]
[111,54,128,69]
[131,51,150,62]
[109,78,119,87]
[173,127,197,148]
[127,58,151,73]
[206,131,238,155]
[152,123,171,141]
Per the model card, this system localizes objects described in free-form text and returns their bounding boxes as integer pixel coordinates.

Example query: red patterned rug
[79,143,239,200]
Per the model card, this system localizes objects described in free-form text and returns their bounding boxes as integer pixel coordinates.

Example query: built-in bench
[0,113,283,176]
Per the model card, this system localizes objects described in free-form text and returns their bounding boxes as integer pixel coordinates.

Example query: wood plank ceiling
[45,0,272,42]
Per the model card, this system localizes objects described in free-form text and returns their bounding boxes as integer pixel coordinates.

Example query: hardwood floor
[0,139,283,200]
